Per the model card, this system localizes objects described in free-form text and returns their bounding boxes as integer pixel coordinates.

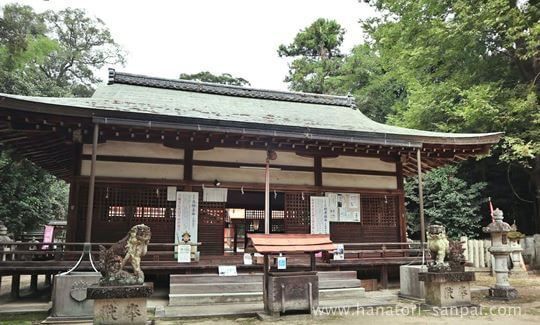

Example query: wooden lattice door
[198,199,226,255]
[283,192,312,233]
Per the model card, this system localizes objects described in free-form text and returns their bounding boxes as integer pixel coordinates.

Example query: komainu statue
[97,224,151,286]
[427,224,450,271]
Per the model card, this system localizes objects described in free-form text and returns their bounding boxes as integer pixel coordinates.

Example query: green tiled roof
[0,71,503,147]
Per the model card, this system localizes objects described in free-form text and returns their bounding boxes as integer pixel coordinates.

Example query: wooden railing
[0,241,188,262]
[335,241,428,259]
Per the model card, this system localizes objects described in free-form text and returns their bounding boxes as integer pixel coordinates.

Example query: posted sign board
[175,191,199,245]
[310,196,330,234]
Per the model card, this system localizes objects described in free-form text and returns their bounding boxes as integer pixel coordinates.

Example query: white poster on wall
[326,193,339,222]
[175,191,199,246]
[325,192,361,222]
[310,196,330,234]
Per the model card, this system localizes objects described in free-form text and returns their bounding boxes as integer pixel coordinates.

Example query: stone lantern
[482,208,518,300]
[507,224,527,278]
[0,221,13,261]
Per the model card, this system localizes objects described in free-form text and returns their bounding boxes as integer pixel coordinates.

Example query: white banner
[310,196,330,234]
[175,191,199,245]
[203,187,228,202]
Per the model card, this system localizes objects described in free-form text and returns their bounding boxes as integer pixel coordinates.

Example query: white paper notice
[175,191,199,245]
[167,186,177,201]
[349,193,360,209]
[310,196,330,234]
[326,193,338,222]
[177,244,191,263]
[218,265,237,276]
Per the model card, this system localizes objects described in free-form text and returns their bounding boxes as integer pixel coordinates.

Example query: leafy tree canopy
[405,165,487,239]
[0,3,125,97]
[179,71,250,86]
[278,18,346,93]
[362,0,539,162]
[0,151,68,236]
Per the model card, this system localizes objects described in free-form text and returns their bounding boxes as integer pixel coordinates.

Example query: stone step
[319,279,362,289]
[170,274,262,284]
[170,271,358,284]
[320,287,366,300]
[170,282,262,294]
[169,292,262,305]
[169,287,365,306]
[318,271,358,280]
[170,278,362,295]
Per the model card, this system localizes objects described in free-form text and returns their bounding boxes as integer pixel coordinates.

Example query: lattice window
[360,194,398,226]
[91,184,176,222]
[284,192,312,233]
[199,199,226,225]
[272,210,284,219]
[245,210,264,220]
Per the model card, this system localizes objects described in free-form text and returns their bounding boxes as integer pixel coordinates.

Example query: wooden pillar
[264,159,270,235]
[314,156,322,187]
[233,223,238,254]
[380,265,388,289]
[263,254,269,313]
[66,143,82,242]
[30,274,38,292]
[184,147,193,191]
[417,149,426,261]
[84,123,99,243]
[310,253,316,271]
[396,159,406,242]
[10,274,20,299]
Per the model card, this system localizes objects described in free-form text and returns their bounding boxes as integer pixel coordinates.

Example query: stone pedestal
[488,285,518,300]
[87,283,153,325]
[399,265,427,299]
[419,271,475,307]
[265,271,318,316]
[47,272,101,322]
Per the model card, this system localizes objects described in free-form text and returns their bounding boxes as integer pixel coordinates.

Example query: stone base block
[87,283,153,325]
[93,297,147,325]
[399,265,427,299]
[50,272,101,318]
[419,271,475,308]
[488,286,518,300]
[510,270,528,279]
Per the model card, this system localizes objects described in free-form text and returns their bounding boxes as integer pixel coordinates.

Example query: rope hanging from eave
[507,163,535,204]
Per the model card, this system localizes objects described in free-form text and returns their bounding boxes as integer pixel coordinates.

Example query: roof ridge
[108,68,356,108]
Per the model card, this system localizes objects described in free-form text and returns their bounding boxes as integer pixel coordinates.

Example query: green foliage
[179,71,250,86]
[329,44,406,122]
[362,0,539,153]
[405,166,487,239]
[281,1,539,232]
[278,18,345,93]
[0,151,68,236]
[0,4,119,236]
[0,3,125,97]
